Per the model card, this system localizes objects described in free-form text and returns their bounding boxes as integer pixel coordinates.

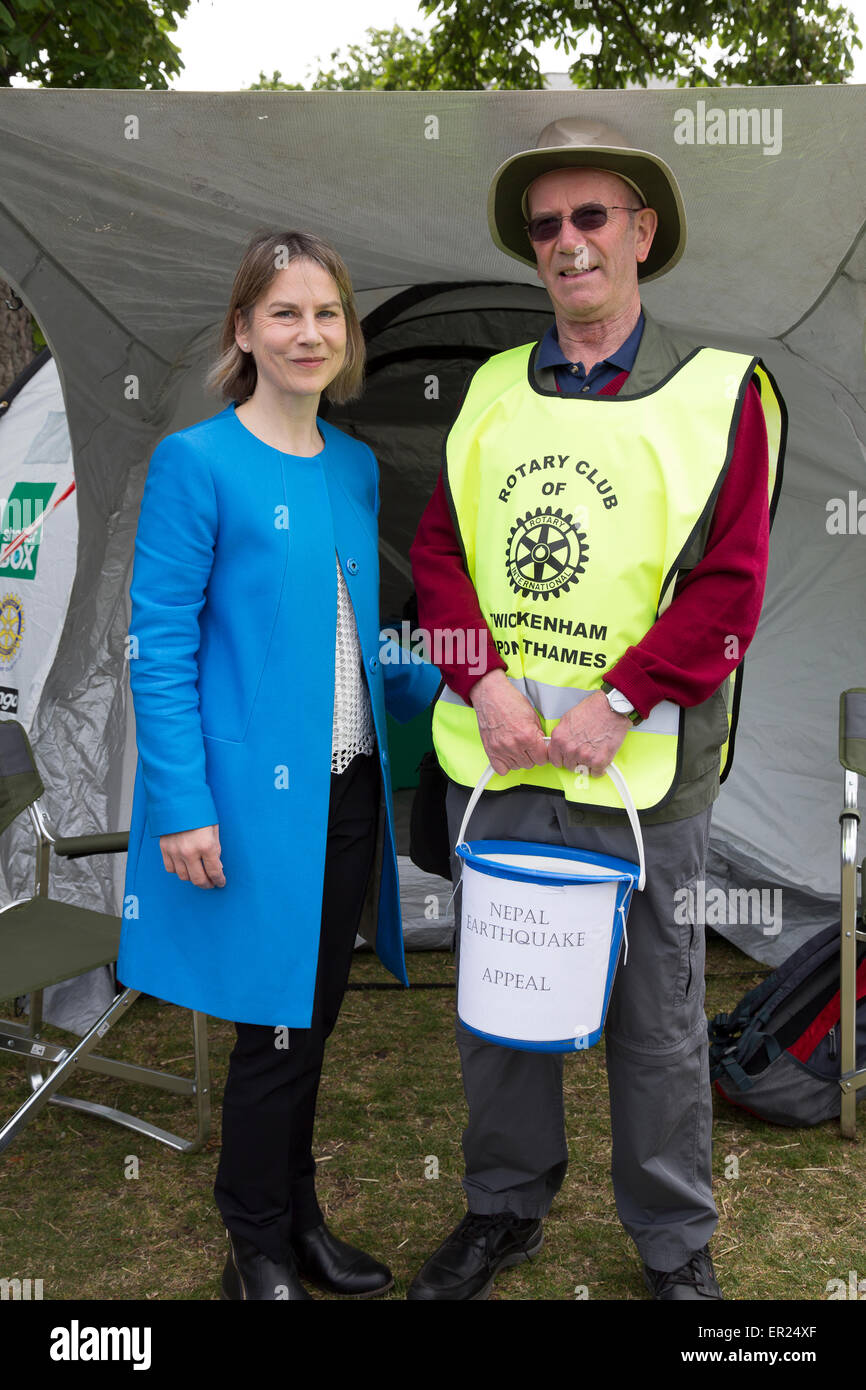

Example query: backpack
[708,922,866,1126]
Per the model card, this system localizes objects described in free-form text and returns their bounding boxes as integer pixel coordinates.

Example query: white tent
[0,86,863,1005]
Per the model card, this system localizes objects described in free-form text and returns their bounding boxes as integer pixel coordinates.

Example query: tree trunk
[0,284,37,400]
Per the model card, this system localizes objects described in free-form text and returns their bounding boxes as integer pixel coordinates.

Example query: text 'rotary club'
[498,453,619,508]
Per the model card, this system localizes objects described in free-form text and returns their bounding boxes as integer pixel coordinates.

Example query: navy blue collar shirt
[535,309,645,396]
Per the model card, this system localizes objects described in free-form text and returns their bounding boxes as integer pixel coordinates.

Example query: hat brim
[487,145,687,282]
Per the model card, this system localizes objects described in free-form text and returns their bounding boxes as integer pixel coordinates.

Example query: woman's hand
[159,825,226,888]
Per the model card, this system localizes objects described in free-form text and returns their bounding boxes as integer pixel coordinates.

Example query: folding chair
[839,688,866,1138]
[0,719,210,1154]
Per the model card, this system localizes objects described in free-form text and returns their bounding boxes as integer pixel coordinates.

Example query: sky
[164,0,866,90]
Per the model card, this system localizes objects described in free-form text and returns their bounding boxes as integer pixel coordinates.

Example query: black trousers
[213,751,380,1262]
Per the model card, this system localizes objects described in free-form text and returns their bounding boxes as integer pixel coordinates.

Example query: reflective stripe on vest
[439,678,680,735]
[433,343,784,811]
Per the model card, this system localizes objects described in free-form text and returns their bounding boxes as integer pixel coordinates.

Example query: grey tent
[0,87,864,1033]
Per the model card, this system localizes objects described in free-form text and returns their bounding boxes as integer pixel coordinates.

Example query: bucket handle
[455,746,646,892]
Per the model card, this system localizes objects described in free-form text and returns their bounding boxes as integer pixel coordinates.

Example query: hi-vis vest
[433,342,785,812]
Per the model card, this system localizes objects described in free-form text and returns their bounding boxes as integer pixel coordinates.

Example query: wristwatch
[603,685,642,725]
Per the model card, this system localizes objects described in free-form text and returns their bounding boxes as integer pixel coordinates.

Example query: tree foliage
[247,70,304,91]
[0,0,192,88]
[290,1,860,91]
[309,22,541,90]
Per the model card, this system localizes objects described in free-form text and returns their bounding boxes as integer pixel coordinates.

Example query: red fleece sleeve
[605,379,770,716]
[410,473,508,702]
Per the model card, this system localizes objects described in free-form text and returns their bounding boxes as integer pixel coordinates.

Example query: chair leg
[25,987,44,1093]
[190,1010,212,1154]
[0,989,139,1154]
[840,1083,857,1139]
[1,991,212,1155]
[840,770,860,1139]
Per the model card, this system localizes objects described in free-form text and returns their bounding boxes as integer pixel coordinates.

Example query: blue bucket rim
[456,837,640,887]
[457,1018,605,1052]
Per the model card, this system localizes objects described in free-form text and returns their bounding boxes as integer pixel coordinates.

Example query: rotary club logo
[505,507,589,601]
[0,594,25,666]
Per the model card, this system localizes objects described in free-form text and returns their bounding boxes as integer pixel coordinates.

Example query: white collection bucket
[455,760,645,1053]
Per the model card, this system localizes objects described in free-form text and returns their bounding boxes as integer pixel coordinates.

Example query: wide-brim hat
[487,117,687,282]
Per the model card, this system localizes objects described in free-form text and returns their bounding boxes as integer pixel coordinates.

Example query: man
[408,118,785,1301]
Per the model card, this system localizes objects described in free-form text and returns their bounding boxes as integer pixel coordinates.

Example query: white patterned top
[332,553,376,773]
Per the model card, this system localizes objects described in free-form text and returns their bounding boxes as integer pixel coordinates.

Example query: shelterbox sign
[0,357,78,729]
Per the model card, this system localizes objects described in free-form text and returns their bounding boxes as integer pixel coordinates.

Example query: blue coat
[117,404,439,1026]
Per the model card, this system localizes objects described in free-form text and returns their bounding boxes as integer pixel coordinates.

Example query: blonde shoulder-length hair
[206,229,366,407]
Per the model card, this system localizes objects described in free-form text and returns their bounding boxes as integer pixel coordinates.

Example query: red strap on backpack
[788,957,866,1062]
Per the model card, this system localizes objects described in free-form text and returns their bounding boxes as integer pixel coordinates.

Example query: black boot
[221,1230,312,1300]
[643,1245,723,1301]
[290,1223,393,1298]
[407,1212,544,1300]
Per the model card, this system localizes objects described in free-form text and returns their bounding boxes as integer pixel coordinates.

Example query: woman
[118,230,439,1300]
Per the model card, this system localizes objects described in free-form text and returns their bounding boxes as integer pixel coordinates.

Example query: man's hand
[159,824,226,888]
[547,691,630,777]
[469,670,549,776]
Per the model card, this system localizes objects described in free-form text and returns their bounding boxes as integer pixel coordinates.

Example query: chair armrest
[51,831,130,860]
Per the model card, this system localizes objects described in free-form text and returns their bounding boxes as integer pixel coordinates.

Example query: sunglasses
[525,204,642,243]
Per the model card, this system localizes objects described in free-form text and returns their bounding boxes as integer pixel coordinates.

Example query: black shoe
[221,1230,311,1300]
[407,1212,544,1300]
[643,1245,723,1301]
[290,1223,393,1298]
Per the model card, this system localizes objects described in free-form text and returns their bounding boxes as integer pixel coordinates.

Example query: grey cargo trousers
[446,778,718,1274]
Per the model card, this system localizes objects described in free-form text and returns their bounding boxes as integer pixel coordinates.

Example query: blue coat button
[347,558,358,574]
[369,656,378,671]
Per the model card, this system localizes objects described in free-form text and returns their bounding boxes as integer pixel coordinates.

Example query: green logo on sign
[0,482,56,581]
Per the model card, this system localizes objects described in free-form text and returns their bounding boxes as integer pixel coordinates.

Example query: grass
[0,936,863,1301]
